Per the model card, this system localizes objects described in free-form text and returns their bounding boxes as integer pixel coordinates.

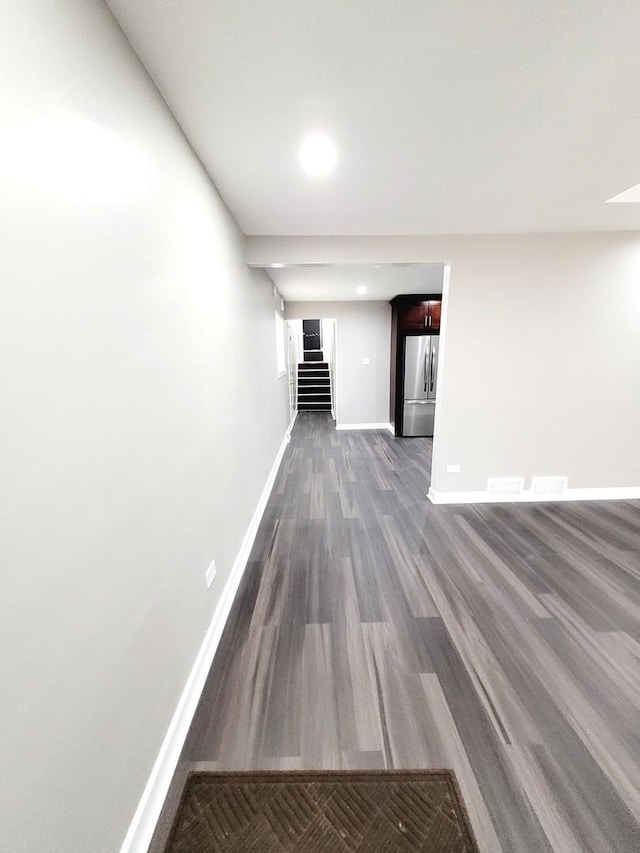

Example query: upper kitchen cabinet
[425,300,441,331]
[398,302,428,330]
[394,297,442,331]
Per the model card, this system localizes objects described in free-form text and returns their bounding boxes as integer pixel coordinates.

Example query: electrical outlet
[447,464,461,473]
[205,560,216,589]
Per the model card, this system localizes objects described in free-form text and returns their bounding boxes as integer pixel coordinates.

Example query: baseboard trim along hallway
[428,485,640,504]
[335,422,394,433]
[118,413,298,853]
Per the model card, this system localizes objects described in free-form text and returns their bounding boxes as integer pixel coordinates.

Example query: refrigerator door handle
[429,349,435,392]
[423,349,428,393]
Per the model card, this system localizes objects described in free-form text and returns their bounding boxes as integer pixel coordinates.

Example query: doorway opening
[260,261,451,492]
[287,318,337,420]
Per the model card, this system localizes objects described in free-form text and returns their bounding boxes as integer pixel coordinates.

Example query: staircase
[297,361,332,412]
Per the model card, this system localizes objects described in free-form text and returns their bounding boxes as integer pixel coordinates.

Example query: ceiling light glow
[357,285,367,295]
[299,133,337,178]
[3,109,149,205]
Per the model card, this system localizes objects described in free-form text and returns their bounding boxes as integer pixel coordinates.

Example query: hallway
[155,413,640,852]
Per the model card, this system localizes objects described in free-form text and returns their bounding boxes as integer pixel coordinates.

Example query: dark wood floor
[151,412,640,852]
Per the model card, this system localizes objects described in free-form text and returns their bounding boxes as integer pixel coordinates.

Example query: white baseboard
[336,422,394,433]
[285,410,298,442]
[428,485,640,505]
[119,413,296,853]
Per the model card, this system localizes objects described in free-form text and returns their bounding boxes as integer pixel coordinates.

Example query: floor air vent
[487,477,525,497]
[530,476,568,496]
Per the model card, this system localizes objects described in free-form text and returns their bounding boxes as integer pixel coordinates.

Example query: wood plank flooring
[150,412,640,852]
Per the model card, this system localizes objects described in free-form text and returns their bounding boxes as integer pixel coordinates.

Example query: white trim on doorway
[429,261,451,490]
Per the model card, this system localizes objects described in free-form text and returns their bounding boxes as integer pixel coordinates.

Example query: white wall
[0,3,289,852]
[430,236,640,495]
[287,319,302,415]
[321,318,337,419]
[285,302,391,426]
[321,317,335,366]
[254,234,640,494]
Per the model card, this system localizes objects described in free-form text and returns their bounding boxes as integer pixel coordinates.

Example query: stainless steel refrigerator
[403,335,439,436]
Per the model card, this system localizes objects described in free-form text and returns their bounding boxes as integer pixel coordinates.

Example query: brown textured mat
[163,769,480,852]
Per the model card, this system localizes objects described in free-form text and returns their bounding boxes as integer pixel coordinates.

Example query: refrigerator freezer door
[404,335,430,401]
[428,336,439,400]
[403,400,435,437]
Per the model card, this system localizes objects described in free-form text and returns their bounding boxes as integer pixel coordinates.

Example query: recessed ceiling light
[272,263,284,268]
[606,182,640,203]
[357,285,367,295]
[299,133,337,178]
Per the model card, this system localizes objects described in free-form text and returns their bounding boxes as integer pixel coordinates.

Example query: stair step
[298,379,330,388]
[298,362,328,370]
[298,393,331,403]
[298,403,332,411]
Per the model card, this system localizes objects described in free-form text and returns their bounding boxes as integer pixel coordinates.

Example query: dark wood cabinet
[398,302,427,330]
[397,299,441,331]
[426,300,441,330]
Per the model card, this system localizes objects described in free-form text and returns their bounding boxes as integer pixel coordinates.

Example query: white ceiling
[106,0,640,236]
[267,263,444,302]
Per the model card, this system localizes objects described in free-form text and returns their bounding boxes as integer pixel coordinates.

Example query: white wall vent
[487,477,525,496]
[530,476,569,496]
